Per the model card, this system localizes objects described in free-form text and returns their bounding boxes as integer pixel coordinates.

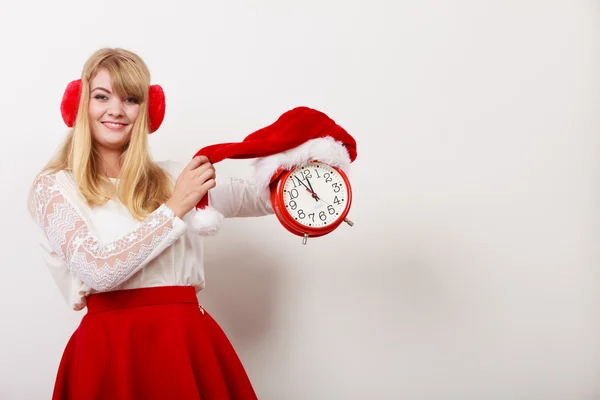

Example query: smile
[102,122,128,130]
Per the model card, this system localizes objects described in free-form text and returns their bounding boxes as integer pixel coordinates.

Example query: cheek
[126,105,140,124]
[88,101,105,120]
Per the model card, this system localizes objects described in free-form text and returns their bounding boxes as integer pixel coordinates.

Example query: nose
[107,100,125,117]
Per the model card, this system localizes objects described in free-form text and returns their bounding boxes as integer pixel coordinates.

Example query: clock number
[332,182,342,193]
[319,211,327,221]
[333,196,342,205]
[314,169,321,179]
[308,213,315,222]
[323,172,332,183]
[301,170,312,180]
[289,200,297,210]
[327,205,335,215]
[289,189,299,199]
[298,210,305,219]
[290,177,300,188]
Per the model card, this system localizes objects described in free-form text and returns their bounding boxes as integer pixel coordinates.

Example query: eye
[124,97,139,104]
[93,94,108,101]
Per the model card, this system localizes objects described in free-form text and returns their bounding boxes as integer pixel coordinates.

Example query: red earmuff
[60,79,166,133]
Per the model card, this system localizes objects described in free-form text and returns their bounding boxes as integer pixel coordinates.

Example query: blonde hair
[29,48,172,220]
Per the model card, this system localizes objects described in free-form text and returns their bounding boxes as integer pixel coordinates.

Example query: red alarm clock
[270,160,354,244]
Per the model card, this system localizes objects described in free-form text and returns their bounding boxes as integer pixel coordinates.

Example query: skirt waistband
[86,286,199,314]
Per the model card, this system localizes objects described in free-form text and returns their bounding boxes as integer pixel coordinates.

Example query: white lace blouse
[31,160,272,311]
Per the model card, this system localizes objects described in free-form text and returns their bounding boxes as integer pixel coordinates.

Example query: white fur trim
[251,136,351,191]
[186,206,224,235]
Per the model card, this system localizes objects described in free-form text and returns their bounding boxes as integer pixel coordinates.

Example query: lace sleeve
[33,174,187,292]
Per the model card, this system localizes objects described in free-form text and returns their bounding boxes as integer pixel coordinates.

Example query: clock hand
[314,195,331,206]
[305,177,319,202]
[295,175,319,201]
[294,175,311,192]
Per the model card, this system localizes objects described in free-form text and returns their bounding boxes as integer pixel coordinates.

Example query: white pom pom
[187,206,225,236]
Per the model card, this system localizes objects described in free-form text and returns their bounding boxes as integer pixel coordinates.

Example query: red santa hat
[189,106,357,234]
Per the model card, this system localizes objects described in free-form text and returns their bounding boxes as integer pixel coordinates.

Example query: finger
[195,156,212,166]
[187,158,203,170]
[200,179,217,191]
[193,162,216,177]
[188,156,208,170]
[198,168,216,183]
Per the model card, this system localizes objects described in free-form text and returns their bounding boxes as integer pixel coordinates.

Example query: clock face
[282,162,349,228]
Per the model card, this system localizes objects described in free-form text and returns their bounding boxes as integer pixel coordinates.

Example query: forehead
[90,68,112,89]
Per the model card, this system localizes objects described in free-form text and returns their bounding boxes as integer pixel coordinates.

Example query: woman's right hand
[166,156,216,219]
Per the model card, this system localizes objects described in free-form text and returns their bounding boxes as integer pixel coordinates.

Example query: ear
[60,79,82,127]
[148,85,166,133]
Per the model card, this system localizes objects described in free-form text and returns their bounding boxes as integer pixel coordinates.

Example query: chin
[92,127,132,147]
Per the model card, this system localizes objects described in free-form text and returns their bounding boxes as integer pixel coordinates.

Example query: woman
[29,48,271,399]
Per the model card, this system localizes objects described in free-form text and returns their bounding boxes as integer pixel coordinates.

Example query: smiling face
[88,68,140,153]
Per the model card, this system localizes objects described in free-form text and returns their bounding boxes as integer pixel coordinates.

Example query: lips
[102,121,128,130]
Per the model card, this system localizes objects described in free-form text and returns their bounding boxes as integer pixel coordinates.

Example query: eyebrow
[91,87,112,94]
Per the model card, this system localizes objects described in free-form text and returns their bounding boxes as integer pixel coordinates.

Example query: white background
[1,0,599,399]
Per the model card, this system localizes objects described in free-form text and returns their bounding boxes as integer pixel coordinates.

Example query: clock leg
[344,218,354,227]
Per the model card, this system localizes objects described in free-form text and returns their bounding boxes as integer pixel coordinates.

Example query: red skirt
[52,286,258,400]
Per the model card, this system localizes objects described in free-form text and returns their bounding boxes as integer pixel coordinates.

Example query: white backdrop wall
[1,1,599,399]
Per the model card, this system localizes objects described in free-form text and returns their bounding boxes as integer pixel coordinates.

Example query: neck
[97,149,122,178]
